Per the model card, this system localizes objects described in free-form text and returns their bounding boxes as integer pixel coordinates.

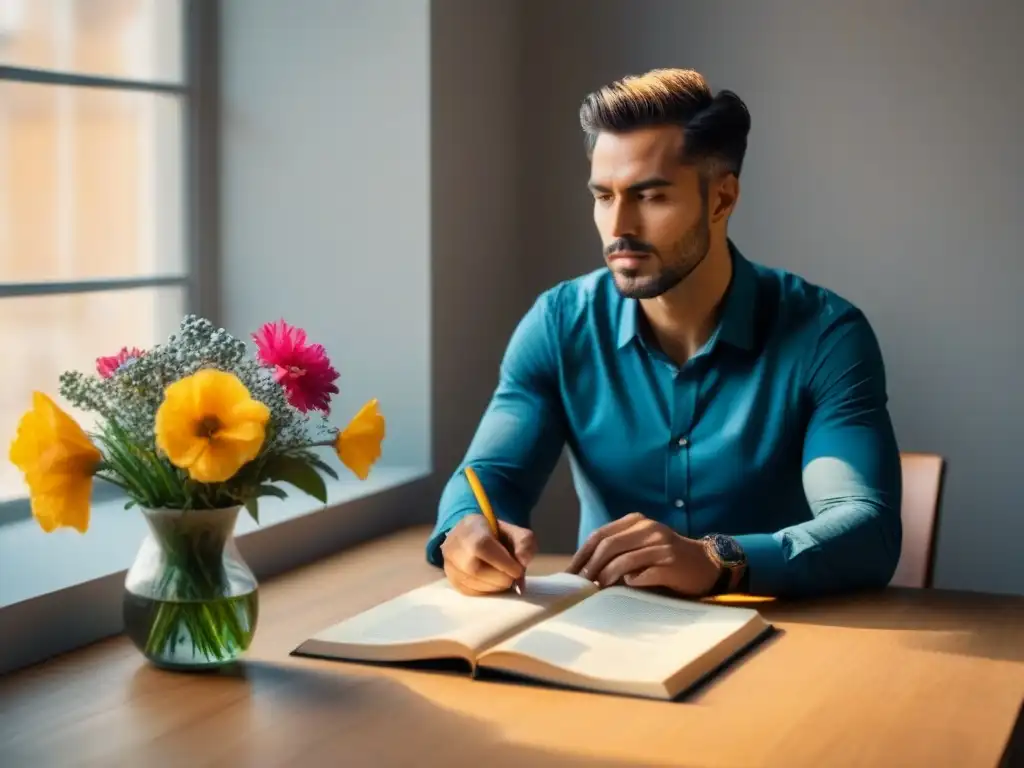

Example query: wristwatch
[701,533,748,595]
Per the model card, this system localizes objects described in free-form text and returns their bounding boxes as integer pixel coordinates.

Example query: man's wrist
[701,533,748,595]
[729,562,749,593]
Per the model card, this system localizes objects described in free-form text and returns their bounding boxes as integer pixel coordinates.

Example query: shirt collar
[615,239,758,353]
[616,291,641,349]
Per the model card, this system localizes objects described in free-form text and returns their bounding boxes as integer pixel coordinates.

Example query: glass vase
[123,505,259,671]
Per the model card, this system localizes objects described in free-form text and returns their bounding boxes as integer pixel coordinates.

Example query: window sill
[0,465,434,675]
[0,465,425,608]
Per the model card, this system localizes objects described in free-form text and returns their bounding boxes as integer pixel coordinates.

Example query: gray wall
[219,0,529,517]
[429,0,529,497]
[517,0,1024,595]
[220,0,431,470]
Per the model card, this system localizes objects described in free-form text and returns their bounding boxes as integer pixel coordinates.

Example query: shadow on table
[1000,698,1024,768]
[750,588,1024,663]
[103,660,697,767]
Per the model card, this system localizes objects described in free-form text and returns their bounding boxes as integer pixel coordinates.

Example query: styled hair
[579,68,751,179]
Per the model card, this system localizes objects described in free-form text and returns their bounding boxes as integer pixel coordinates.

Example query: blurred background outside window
[0,0,185,506]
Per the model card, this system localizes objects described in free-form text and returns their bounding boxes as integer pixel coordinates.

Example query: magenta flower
[96,347,145,379]
[252,320,340,414]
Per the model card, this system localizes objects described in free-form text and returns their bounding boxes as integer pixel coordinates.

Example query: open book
[293,573,772,700]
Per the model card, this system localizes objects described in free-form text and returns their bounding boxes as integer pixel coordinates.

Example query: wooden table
[1,527,1023,768]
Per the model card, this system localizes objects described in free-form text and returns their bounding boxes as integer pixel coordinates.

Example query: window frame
[0,0,220,525]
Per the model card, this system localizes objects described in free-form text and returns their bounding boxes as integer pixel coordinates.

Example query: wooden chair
[889,452,946,588]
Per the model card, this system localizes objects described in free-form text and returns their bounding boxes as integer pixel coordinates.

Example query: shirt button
[677,437,688,447]
[674,499,685,508]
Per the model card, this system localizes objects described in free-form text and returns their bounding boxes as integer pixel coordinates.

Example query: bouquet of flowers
[8,314,385,668]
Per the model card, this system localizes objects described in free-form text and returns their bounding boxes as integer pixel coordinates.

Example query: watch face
[710,533,744,564]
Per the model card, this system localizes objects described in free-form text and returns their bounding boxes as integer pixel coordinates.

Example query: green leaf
[305,455,339,481]
[262,456,328,503]
[108,428,166,493]
[124,500,137,510]
[244,497,259,523]
[94,433,159,506]
[100,419,188,507]
[147,453,184,505]
[257,484,288,500]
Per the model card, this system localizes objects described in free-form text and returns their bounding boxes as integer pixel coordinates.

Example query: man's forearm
[426,291,566,568]
[739,304,904,598]
[426,464,534,566]
[734,496,901,597]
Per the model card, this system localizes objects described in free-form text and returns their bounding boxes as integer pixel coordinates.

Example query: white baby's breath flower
[58,315,317,453]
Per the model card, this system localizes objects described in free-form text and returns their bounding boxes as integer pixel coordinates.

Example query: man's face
[588,126,711,300]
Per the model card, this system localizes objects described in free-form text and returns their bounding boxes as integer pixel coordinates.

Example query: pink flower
[252,320,340,414]
[96,347,145,379]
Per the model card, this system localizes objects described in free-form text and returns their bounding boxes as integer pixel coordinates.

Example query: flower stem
[129,517,258,667]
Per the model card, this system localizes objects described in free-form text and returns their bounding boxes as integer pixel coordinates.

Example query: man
[427,68,902,599]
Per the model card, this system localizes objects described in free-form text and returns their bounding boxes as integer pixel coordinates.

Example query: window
[0,0,435,677]
[0,0,210,520]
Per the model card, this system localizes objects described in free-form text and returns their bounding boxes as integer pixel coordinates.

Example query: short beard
[612,208,711,300]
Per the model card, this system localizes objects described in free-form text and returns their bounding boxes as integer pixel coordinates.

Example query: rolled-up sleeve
[734,303,903,597]
[425,292,567,566]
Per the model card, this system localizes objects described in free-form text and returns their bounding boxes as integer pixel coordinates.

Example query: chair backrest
[889,452,946,588]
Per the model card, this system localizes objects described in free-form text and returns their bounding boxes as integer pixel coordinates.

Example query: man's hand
[566,513,720,596]
[440,514,537,596]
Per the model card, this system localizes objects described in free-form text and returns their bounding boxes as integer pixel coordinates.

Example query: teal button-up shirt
[427,244,902,597]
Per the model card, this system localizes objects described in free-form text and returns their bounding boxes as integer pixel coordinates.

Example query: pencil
[463,466,523,595]
[464,466,498,534]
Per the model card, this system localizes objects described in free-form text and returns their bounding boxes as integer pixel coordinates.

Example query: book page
[301,572,597,658]
[480,586,761,684]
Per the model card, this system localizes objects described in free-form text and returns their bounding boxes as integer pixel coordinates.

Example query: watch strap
[709,563,733,595]
[736,565,751,593]
[702,534,747,596]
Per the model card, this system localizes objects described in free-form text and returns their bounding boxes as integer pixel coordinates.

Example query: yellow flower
[155,369,270,483]
[335,399,385,480]
[9,392,102,533]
